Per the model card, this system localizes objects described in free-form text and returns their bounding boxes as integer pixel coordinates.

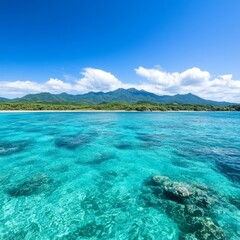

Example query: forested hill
[0,88,235,106]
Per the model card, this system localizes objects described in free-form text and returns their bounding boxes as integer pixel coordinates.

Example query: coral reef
[55,135,91,150]
[0,140,29,156]
[6,173,57,197]
[113,142,134,150]
[136,133,163,148]
[143,175,226,240]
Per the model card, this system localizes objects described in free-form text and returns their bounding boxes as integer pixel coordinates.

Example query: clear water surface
[0,112,239,239]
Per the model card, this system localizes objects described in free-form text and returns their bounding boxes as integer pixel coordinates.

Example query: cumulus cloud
[0,68,123,97]
[1,67,240,102]
[135,67,240,102]
[135,67,210,86]
[0,81,47,97]
[46,78,73,91]
[75,68,122,92]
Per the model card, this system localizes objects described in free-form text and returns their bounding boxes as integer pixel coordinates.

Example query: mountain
[77,88,162,103]
[16,92,67,102]
[2,88,234,106]
[159,93,229,106]
[0,97,8,102]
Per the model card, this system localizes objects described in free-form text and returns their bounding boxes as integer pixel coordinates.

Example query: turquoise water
[0,112,239,239]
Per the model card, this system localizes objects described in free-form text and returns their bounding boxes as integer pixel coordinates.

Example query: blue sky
[0,0,240,102]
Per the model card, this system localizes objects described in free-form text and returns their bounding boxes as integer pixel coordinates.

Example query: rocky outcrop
[144,175,226,240]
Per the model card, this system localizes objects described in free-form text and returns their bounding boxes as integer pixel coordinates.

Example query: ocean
[0,112,239,239]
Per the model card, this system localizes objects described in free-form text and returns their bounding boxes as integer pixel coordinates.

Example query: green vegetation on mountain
[0,88,234,106]
[0,101,239,111]
[0,88,238,111]
[0,97,8,102]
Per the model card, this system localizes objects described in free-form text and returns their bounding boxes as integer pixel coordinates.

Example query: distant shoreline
[0,110,236,113]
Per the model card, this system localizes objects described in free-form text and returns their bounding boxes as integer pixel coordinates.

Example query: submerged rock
[136,133,163,148]
[164,181,192,202]
[55,135,91,150]
[113,142,133,150]
[182,233,198,240]
[7,173,57,197]
[194,217,225,240]
[149,175,193,204]
[143,175,226,239]
[50,164,69,173]
[184,205,205,218]
[149,175,214,208]
[136,133,163,142]
[166,203,225,239]
[152,175,169,184]
[0,140,29,156]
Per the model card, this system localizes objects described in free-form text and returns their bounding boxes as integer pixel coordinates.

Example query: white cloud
[0,67,240,103]
[135,66,179,86]
[75,68,122,92]
[135,67,240,102]
[0,81,47,97]
[180,67,210,86]
[46,78,73,91]
[135,67,210,86]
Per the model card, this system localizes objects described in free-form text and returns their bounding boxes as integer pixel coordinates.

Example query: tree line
[0,101,239,111]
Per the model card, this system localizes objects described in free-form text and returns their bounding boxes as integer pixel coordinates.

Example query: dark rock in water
[0,140,29,156]
[194,217,225,240]
[148,175,214,208]
[184,205,205,219]
[50,164,69,173]
[179,217,225,240]
[149,175,193,204]
[165,201,225,240]
[55,135,91,150]
[136,133,163,142]
[181,233,197,240]
[7,174,57,197]
[164,181,192,203]
[216,158,240,183]
[113,142,133,150]
[166,202,206,233]
[143,175,226,239]
[124,125,141,130]
[152,175,169,185]
[193,190,214,209]
[136,133,163,148]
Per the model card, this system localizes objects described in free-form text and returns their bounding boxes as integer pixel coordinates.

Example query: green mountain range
[0,88,234,106]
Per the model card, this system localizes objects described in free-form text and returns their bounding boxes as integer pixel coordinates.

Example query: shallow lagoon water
[0,112,239,239]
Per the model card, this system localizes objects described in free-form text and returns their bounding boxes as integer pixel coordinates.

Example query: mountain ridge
[0,88,234,106]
